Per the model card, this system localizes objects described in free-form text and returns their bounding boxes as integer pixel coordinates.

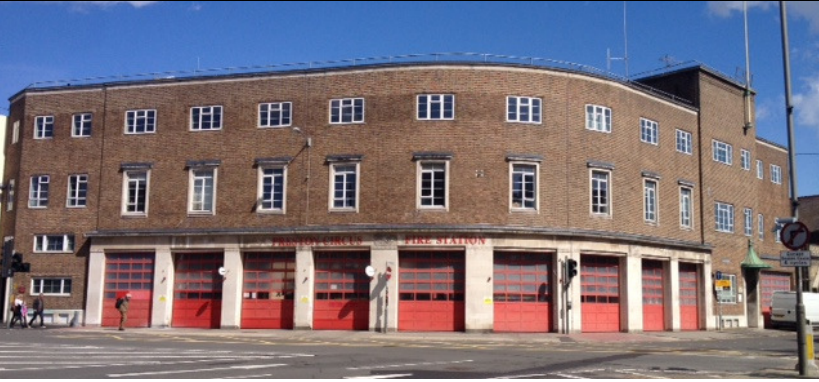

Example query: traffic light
[11,252,22,272]
[1,240,12,278]
[566,259,578,279]
[10,252,29,273]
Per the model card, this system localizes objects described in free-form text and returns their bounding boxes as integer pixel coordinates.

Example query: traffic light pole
[780,2,817,376]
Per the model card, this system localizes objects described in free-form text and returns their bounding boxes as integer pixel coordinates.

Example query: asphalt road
[0,327,811,379]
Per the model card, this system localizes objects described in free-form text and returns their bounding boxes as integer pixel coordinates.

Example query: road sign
[715,271,723,280]
[781,222,810,250]
[780,250,812,267]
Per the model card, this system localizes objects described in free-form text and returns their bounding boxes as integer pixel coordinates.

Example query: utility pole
[779,1,818,377]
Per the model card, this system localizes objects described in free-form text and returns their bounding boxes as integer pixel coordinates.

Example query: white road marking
[491,373,547,379]
[347,359,472,370]
[345,374,413,379]
[550,372,587,379]
[108,363,287,377]
[214,373,273,379]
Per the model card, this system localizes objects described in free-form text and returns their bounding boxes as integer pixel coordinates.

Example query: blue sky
[1,1,818,198]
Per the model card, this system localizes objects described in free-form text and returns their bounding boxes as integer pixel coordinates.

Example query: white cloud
[708,1,819,32]
[79,1,157,8]
[53,1,159,11]
[707,1,776,17]
[793,75,819,138]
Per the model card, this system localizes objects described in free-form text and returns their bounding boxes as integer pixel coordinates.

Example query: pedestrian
[28,293,45,328]
[117,293,131,331]
[20,301,28,328]
[8,295,25,329]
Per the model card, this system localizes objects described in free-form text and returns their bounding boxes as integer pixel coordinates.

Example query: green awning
[741,239,772,269]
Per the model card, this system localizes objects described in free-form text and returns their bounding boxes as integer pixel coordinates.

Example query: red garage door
[399,251,465,332]
[314,251,370,330]
[172,253,223,329]
[581,255,620,333]
[242,252,295,329]
[679,263,699,331]
[493,252,553,333]
[642,260,665,332]
[103,253,154,328]
[761,271,791,328]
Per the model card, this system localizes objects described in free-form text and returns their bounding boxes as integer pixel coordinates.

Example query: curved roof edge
[9,60,695,110]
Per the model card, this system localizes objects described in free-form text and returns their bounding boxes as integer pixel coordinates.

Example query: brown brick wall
[2,64,792,312]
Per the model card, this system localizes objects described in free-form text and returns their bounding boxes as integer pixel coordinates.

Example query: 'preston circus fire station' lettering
[404,235,487,245]
[271,236,364,247]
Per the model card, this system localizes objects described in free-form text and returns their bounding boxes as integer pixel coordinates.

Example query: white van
[770,291,819,329]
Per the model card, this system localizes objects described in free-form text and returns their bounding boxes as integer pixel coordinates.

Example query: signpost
[780,221,816,376]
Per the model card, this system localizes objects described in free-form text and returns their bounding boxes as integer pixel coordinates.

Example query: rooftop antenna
[606,1,629,79]
[743,1,754,134]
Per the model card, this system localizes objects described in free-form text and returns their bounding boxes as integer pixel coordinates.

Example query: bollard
[799,320,819,376]
[808,322,814,362]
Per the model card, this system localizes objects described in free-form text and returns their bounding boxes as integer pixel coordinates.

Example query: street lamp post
[779,1,818,377]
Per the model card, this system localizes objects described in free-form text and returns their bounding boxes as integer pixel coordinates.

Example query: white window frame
[717,274,737,304]
[72,113,92,137]
[644,179,658,223]
[756,160,764,179]
[258,102,292,128]
[506,96,541,124]
[189,168,217,215]
[743,208,753,237]
[125,109,157,134]
[590,169,612,216]
[34,116,54,139]
[712,140,733,165]
[330,162,360,212]
[330,98,365,124]
[31,278,72,296]
[640,118,659,145]
[510,162,539,212]
[417,94,455,121]
[190,105,223,131]
[257,166,287,213]
[715,202,734,233]
[122,170,150,216]
[585,104,612,133]
[67,174,88,208]
[758,214,765,240]
[679,186,693,229]
[417,161,449,210]
[775,218,785,243]
[6,179,14,212]
[771,165,782,185]
[740,149,751,171]
[29,175,49,208]
[12,120,19,144]
[676,129,692,155]
[34,234,75,253]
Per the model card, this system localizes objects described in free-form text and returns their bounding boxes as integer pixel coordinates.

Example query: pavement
[30,324,799,344]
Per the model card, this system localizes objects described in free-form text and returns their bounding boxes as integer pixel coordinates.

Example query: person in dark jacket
[28,293,45,328]
[117,293,131,331]
[8,295,26,329]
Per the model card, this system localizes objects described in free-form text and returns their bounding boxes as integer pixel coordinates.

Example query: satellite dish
[218,267,227,276]
[365,265,375,277]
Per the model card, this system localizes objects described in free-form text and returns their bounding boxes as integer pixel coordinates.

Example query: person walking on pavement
[28,293,45,328]
[117,293,131,331]
[8,295,25,329]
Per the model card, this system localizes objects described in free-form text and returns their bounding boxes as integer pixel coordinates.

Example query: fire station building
[2,57,793,332]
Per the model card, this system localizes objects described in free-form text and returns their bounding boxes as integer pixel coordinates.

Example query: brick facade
[2,62,792,331]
